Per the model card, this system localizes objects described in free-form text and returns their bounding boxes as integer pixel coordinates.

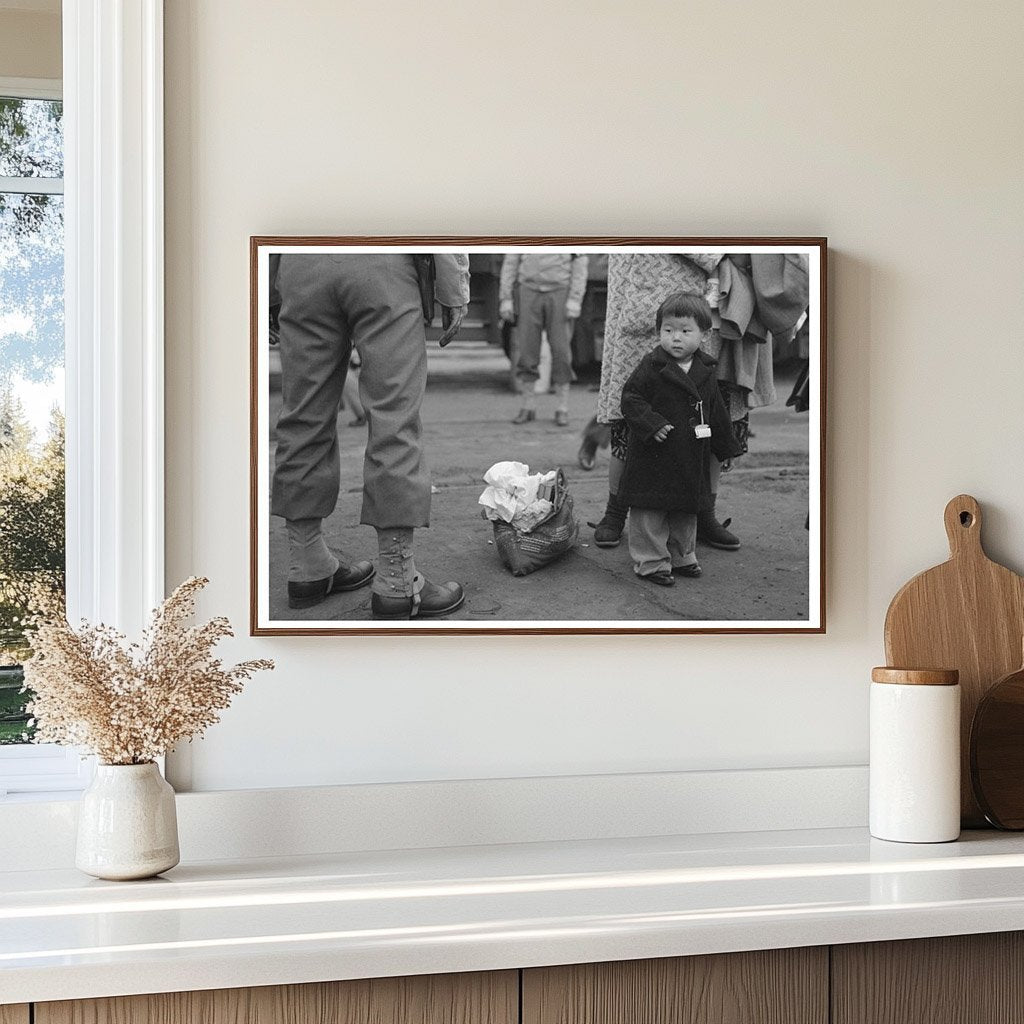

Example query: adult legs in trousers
[512,285,573,425]
[272,254,463,618]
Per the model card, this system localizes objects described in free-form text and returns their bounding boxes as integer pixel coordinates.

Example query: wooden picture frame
[251,237,826,635]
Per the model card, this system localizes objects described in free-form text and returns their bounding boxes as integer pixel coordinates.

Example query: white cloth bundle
[478,461,556,532]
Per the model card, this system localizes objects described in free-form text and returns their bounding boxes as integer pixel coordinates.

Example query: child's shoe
[640,570,675,587]
[674,562,703,578]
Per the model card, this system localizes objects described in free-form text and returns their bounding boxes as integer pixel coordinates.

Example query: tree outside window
[0,94,65,744]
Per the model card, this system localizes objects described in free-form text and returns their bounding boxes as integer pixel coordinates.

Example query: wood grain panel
[832,933,1024,1024]
[522,949,828,1024]
[35,970,518,1024]
[0,1006,30,1024]
[883,493,1024,825]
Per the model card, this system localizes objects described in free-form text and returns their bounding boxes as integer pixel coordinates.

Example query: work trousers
[629,507,698,576]
[271,254,431,529]
[514,284,574,386]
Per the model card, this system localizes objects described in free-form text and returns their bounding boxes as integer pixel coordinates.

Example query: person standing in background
[500,253,589,427]
[272,253,470,620]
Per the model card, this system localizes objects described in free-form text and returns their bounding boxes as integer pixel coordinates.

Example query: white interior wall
[162,0,1024,792]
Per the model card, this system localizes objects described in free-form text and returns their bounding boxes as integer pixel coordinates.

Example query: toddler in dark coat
[620,292,743,586]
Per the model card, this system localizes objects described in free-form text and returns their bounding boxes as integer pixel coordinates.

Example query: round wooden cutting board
[970,657,1024,829]
[884,494,1024,827]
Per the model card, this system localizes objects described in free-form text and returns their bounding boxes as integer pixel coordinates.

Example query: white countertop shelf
[4,826,1024,1005]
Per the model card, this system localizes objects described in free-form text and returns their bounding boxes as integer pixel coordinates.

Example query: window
[1,5,166,798]
[0,80,81,795]
[0,91,65,726]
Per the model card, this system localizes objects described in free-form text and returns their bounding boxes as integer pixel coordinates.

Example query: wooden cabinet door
[35,970,517,1024]
[0,1007,30,1024]
[523,948,828,1024]
[832,932,1024,1024]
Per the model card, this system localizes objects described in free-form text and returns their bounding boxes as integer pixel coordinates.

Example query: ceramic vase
[76,762,180,880]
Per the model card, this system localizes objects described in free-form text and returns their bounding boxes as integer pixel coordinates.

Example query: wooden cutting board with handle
[884,494,1024,826]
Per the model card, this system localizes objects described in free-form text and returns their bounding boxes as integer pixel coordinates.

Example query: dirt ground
[266,341,811,624]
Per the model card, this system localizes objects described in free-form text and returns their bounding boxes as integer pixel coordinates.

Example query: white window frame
[0,0,164,797]
[0,75,84,796]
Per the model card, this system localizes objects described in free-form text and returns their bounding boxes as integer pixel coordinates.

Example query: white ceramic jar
[76,762,180,880]
[870,667,961,843]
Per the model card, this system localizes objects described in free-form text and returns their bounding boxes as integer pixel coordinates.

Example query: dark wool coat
[620,348,743,512]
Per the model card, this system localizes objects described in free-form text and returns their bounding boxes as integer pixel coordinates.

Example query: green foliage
[0,392,65,666]
[0,664,32,743]
[0,397,64,743]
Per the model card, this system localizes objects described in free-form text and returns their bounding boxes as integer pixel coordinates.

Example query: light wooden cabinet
[12,933,1024,1023]
[832,932,1024,1024]
[522,948,828,1024]
[34,971,518,1024]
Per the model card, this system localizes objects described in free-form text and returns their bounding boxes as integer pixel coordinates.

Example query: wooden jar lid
[871,667,960,686]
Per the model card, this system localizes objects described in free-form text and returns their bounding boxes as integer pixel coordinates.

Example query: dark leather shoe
[587,515,625,548]
[554,409,569,427]
[372,579,465,620]
[287,560,375,609]
[512,408,536,425]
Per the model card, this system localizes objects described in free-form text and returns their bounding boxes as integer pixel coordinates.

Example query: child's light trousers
[629,507,698,576]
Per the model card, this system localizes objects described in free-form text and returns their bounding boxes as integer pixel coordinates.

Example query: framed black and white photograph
[250,237,826,635]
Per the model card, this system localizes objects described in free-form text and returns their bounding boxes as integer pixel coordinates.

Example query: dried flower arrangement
[23,577,273,765]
